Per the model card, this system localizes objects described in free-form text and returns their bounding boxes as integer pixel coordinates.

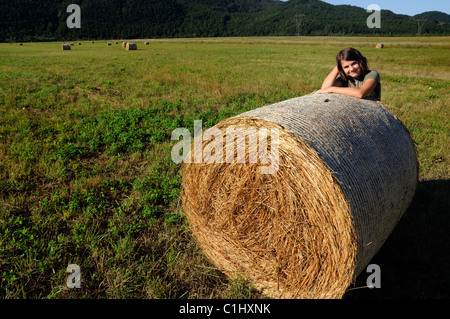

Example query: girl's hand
[314,87,333,95]
[313,78,377,99]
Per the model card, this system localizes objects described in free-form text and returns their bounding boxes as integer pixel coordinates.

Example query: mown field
[0,36,449,299]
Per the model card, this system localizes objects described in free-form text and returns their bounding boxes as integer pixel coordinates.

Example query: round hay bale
[107,42,112,46]
[62,43,71,51]
[376,43,384,49]
[126,43,137,50]
[145,41,149,45]
[181,94,418,299]
[78,42,82,45]
[122,42,127,48]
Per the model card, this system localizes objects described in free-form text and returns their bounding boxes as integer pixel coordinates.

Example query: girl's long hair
[336,48,368,81]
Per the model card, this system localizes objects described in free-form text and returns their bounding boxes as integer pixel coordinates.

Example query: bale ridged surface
[126,43,137,50]
[181,94,418,299]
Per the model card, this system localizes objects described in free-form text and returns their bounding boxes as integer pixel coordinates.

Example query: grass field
[0,36,449,299]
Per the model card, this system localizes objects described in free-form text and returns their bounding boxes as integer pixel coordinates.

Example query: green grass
[0,37,449,299]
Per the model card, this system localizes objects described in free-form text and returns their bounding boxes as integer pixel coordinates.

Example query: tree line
[1,0,449,42]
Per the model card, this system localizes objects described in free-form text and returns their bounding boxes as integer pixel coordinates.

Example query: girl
[314,48,381,101]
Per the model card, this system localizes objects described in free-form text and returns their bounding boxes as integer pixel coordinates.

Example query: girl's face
[341,60,362,78]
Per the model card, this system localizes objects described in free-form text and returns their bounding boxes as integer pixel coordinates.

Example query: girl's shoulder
[365,70,380,82]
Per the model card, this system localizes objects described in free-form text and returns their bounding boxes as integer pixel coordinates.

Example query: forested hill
[1,0,449,42]
[414,11,450,23]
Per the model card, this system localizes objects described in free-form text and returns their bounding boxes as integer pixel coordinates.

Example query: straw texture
[181,93,418,299]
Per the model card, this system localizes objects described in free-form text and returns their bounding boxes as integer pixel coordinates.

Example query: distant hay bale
[376,43,384,49]
[181,94,418,299]
[115,41,118,44]
[145,41,149,45]
[70,43,74,46]
[122,42,127,48]
[107,42,112,46]
[78,42,82,45]
[126,43,137,50]
[62,43,71,51]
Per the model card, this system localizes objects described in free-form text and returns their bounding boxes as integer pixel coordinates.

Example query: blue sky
[318,0,450,16]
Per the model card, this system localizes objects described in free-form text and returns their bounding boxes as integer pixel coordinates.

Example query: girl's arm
[315,78,378,99]
[321,66,343,89]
